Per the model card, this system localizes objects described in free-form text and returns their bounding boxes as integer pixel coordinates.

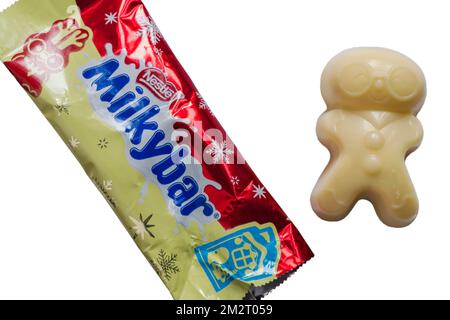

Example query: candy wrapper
[0,0,313,299]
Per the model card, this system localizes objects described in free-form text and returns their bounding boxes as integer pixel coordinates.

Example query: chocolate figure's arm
[316,110,345,150]
[384,115,423,156]
[316,109,370,153]
[405,116,424,156]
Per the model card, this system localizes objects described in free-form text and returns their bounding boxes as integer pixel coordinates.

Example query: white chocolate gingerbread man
[311,47,426,228]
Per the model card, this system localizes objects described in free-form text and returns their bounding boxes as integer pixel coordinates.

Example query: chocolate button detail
[364,131,385,150]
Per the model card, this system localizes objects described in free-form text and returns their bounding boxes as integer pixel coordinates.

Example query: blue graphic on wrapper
[195,224,279,292]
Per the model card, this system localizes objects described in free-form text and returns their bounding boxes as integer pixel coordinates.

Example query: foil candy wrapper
[0,0,313,299]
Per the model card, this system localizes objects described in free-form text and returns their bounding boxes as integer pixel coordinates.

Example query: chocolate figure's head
[321,47,426,115]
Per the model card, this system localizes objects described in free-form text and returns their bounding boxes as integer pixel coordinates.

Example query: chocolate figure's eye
[27,39,47,55]
[387,67,419,101]
[46,53,64,71]
[338,64,372,96]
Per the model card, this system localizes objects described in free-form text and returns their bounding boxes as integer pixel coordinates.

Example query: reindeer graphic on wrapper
[4,14,89,97]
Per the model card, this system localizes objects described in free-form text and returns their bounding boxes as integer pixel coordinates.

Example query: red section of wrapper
[75,0,313,277]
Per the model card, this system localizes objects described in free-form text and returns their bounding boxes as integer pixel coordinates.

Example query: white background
[0,0,448,300]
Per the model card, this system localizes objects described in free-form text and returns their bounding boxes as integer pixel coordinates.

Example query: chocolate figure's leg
[311,159,365,221]
[369,164,419,228]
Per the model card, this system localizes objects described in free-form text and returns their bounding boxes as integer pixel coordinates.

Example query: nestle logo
[137,68,177,101]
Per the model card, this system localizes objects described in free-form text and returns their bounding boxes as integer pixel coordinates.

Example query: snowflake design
[136,16,162,45]
[129,213,155,240]
[105,12,118,25]
[252,184,267,199]
[154,48,163,56]
[157,250,180,281]
[196,92,209,110]
[98,138,109,149]
[54,103,69,116]
[230,176,240,185]
[196,92,215,118]
[103,180,113,191]
[206,139,234,164]
[69,136,80,148]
